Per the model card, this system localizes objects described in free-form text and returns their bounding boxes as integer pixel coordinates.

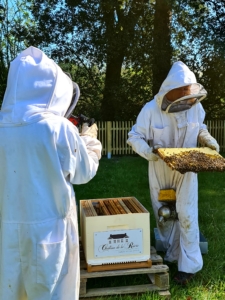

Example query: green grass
[74,156,225,299]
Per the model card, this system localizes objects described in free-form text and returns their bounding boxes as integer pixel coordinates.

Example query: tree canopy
[0,0,225,120]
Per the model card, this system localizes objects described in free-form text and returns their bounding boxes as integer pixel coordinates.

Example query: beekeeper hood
[156,61,207,113]
[0,46,77,125]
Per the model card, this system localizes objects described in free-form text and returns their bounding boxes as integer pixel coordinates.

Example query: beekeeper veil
[0,46,79,125]
[156,61,207,113]
[64,73,80,119]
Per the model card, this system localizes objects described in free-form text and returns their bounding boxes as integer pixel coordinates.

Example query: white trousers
[0,210,80,300]
[149,160,203,274]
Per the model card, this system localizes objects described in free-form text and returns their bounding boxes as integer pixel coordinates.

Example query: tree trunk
[152,0,172,96]
[101,53,124,120]
[101,0,147,120]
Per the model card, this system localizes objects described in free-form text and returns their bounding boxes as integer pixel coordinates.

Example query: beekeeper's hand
[80,123,98,139]
[198,129,220,152]
[145,147,159,161]
[205,140,220,152]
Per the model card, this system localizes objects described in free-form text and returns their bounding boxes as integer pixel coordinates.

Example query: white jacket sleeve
[198,103,207,131]
[127,105,158,161]
[57,123,102,184]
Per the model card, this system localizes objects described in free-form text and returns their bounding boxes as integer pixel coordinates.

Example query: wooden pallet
[80,246,170,299]
[86,259,152,273]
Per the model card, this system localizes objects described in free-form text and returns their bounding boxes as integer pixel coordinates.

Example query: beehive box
[156,147,225,174]
[80,197,150,267]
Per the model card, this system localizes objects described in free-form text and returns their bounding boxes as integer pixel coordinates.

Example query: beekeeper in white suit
[127,61,219,285]
[0,46,102,299]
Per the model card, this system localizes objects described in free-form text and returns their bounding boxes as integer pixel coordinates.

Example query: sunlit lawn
[75,155,225,300]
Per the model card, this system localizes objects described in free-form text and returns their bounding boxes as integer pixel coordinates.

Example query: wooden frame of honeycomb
[156,147,225,174]
[81,197,147,217]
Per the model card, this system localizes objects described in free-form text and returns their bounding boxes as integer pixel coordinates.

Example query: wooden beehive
[156,147,225,174]
[80,197,150,268]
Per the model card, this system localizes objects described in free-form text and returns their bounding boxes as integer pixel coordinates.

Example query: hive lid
[156,147,225,174]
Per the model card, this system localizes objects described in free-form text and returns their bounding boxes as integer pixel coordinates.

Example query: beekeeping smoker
[0,46,102,300]
[127,61,219,285]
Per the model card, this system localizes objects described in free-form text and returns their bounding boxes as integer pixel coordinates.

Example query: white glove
[198,129,220,152]
[80,123,98,139]
[205,140,220,152]
[145,147,159,161]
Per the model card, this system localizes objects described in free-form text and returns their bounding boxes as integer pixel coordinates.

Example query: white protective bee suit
[0,46,102,300]
[127,61,219,274]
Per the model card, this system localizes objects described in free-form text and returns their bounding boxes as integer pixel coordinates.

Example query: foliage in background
[172,0,225,119]
[0,0,36,102]
[59,62,104,120]
[0,0,225,120]
[25,0,156,120]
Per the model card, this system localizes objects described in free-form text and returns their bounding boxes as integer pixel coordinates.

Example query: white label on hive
[94,229,143,257]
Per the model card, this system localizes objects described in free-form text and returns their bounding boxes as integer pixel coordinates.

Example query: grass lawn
[74,155,225,300]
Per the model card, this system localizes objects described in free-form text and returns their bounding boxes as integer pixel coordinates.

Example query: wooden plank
[130,196,148,213]
[218,121,222,152]
[122,198,140,213]
[108,199,120,214]
[87,201,98,217]
[151,253,163,263]
[98,200,110,215]
[81,201,93,217]
[80,260,86,269]
[151,246,157,254]
[87,259,152,273]
[113,199,127,214]
[148,273,169,289]
[103,199,116,215]
[122,121,125,154]
[115,121,117,154]
[106,121,111,158]
[80,254,162,268]
[118,199,132,214]
[80,283,169,298]
[158,290,171,299]
[118,121,120,155]
[103,121,107,156]
[80,264,169,279]
[155,273,169,289]
[80,278,87,295]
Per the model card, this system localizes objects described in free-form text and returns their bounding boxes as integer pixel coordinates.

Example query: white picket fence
[96,120,225,157]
